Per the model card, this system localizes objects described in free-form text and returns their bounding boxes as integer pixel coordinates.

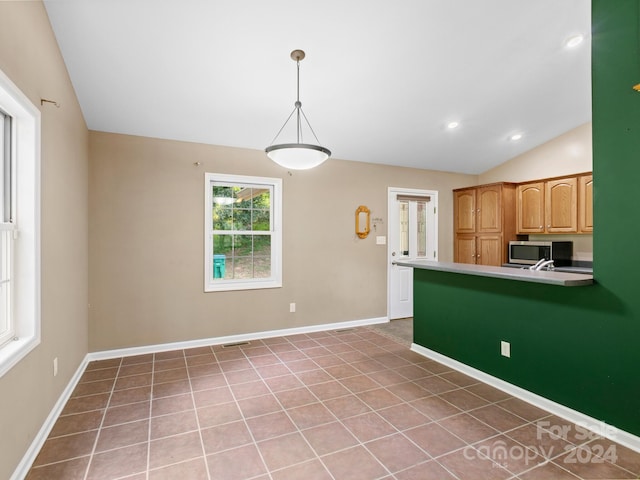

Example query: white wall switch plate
[376,236,386,245]
[289,303,296,313]
[501,341,511,358]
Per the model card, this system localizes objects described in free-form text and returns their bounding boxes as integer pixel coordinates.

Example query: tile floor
[26,323,640,480]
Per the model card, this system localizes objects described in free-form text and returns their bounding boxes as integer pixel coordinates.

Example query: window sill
[205,279,282,292]
[0,334,40,378]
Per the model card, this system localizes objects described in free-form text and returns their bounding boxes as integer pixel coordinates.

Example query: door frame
[387,187,439,320]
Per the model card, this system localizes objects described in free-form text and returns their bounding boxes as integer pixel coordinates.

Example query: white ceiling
[43,0,591,175]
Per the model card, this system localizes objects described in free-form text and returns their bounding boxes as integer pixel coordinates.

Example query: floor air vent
[222,341,251,348]
[334,328,355,333]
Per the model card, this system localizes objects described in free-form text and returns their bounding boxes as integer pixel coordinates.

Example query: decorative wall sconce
[355,205,370,239]
[634,83,640,92]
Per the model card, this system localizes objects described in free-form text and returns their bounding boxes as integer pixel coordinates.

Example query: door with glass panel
[388,188,438,320]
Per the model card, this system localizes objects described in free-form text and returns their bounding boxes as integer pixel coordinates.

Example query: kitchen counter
[394,260,593,286]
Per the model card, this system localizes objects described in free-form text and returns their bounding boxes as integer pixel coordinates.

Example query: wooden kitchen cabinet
[454,189,476,233]
[545,177,577,233]
[517,175,582,234]
[517,182,545,233]
[453,183,516,266]
[454,234,476,264]
[477,185,503,233]
[578,174,593,233]
[454,234,503,266]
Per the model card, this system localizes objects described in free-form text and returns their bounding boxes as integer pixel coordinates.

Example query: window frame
[204,173,282,292]
[0,68,41,378]
[0,110,15,347]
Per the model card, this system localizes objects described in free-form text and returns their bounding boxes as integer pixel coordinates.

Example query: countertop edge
[395,260,593,287]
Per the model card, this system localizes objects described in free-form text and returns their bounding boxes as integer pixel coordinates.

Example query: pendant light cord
[267,53,325,147]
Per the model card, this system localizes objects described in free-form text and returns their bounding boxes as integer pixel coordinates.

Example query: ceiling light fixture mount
[265,49,331,170]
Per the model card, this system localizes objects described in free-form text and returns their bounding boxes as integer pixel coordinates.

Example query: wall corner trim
[411,343,640,454]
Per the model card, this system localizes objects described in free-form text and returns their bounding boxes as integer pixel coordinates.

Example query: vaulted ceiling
[44,0,591,174]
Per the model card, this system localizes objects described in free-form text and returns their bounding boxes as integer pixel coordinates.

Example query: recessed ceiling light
[446,121,460,129]
[565,34,584,48]
[509,133,523,141]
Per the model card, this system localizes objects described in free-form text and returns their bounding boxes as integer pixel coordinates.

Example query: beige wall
[479,122,592,184]
[0,3,89,479]
[89,132,474,351]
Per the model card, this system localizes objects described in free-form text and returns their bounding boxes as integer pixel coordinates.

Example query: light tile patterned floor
[26,323,640,479]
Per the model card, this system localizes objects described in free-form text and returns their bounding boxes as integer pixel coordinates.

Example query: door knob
[392,252,396,256]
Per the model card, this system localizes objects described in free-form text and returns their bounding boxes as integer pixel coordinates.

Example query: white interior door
[388,188,438,320]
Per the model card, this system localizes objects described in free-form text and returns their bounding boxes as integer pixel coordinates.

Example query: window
[204,173,282,292]
[0,68,40,378]
[0,109,14,347]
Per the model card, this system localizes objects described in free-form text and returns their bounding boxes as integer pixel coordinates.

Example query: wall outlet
[500,341,511,358]
[289,302,296,313]
[53,357,58,377]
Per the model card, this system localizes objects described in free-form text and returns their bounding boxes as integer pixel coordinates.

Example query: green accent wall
[413,0,640,437]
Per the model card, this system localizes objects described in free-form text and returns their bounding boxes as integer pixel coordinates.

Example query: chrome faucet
[535,259,555,271]
[529,258,548,270]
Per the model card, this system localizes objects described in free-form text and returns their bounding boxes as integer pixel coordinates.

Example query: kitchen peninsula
[394,259,593,286]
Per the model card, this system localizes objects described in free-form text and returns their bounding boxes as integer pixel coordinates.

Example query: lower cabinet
[455,234,503,266]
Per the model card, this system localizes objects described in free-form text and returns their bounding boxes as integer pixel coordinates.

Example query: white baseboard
[12,316,388,480]
[87,316,389,361]
[10,355,90,480]
[411,343,640,454]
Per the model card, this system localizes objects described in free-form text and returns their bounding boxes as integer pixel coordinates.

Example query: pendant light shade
[266,50,331,170]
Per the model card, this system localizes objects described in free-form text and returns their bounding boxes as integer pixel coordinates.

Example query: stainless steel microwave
[508,241,573,266]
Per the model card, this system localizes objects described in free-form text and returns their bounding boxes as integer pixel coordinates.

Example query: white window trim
[0,68,41,378]
[204,173,282,292]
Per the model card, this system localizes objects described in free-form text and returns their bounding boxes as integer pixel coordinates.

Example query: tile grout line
[144,352,157,480]
[183,347,213,480]
[213,343,275,480]
[81,356,124,480]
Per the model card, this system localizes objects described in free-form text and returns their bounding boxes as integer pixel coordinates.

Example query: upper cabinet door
[477,185,502,233]
[546,177,578,233]
[517,182,545,233]
[454,189,476,233]
[579,174,593,233]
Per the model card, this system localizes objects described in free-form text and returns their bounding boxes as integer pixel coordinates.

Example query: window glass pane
[233,234,253,257]
[252,189,270,209]
[399,201,409,256]
[212,234,233,255]
[253,256,271,278]
[213,207,232,231]
[232,208,251,231]
[235,187,253,208]
[252,209,270,231]
[212,185,234,205]
[417,201,427,257]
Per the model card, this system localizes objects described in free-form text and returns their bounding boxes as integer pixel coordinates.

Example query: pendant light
[265,50,331,170]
